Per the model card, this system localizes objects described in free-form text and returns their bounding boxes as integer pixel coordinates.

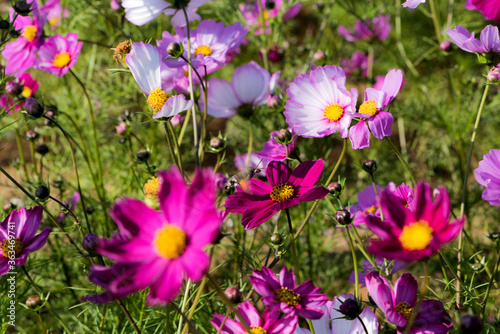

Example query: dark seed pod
[339,298,362,320]
[35,185,50,200]
[270,233,284,246]
[136,149,151,162]
[335,209,351,226]
[35,144,49,155]
[224,286,243,304]
[167,42,183,58]
[14,0,32,16]
[25,97,44,118]
[362,160,378,174]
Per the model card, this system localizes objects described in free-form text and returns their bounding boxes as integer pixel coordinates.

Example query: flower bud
[136,149,151,162]
[82,233,100,254]
[110,0,122,10]
[210,137,225,150]
[339,298,362,320]
[327,182,342,194]
[25,97,44,118]
[313,51,326,62]
[26,296,42,309]
[26,130,39,141]
[35,185,50,200]
[10,30,21,38]
[170,114,183,127]
[487,66,500,83]
[270,233,283,246]
[277,129,292,142]
[14,0,32,16]
[224,286,242,304]
[167,42,184,58]
[44,111,55,126]
[119,137,127,144]
[362,160,378,174]
[440,41,452,52]
[35,144,49,155]
[86,206,95,214]
[265,0,276,9]
[0,19,9,30]
[267,45,282,63]
[5,81,22,95]
[460,315,483,334]
[116,121,127,135]
[267,94,280,108]
[335,209,351,226]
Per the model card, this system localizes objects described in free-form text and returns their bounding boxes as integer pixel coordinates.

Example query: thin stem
[29,140,39,181]
[346,227,359,298]
[166,121,184,176]
[395,0,420,77]
[285,208,301,281]
[481,242,500,319]
[176,280,192,334]
[351,225,378,269]
[98,305,108,334]
[15,129,30,182]
[246,126,254,167]
[438,250,475,299]
[385,137,416,186]
[37,313,48,334]
[177,108,191,146]
[117,299,142,334]
[356,315,369,334]
[428,0,442,43]
[163,122,183,173]
[170,303,201,334]
[256,0,269,71]
[403,261,429,334]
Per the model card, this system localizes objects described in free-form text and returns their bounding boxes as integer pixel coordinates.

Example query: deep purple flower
[348,69,403,150]
[365,271,452,334]
[58,192,80,223]
[211,301,298,334]
[446,25,500,53]
[249,266,328,319]
[256,129,297,162]
[0,206,51,276]
[338,15,391,42]
[465,0,500,21]
[475,149,500,206]
[225,160,329,229]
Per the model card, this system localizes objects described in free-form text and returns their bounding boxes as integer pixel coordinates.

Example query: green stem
[385,137,416,186]
[177,280,192,334]
[98,305,108,334]
[15,129,30,182]
[438,250,475,299]
[117,299,142,334]
[481,242,500,319]
[256,0,269,71]
[428,0,442,43]
[246,126,254,167]
[167,121,184,176]
[163,122,182,173]
[351,225,378,269]
[29,140,39,182]
[395,0,420,77]
[346,228,359,298]
[285,208,301,281]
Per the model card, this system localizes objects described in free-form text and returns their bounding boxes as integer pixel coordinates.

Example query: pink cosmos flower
[341,51,369,77]
[256,129,297,162]
[248,266,328,319]
[348,69,403,150]
[465,0,500,21]
[125,42,193,119]
[240,0,283,34]
[284,65,358,138]
[35,33,82,77]
[121,0,210,27]
[211,301,298,333]
[365,182,465,262]
[338,15,391,42]
[203,61,280,118]
[402,0,426,8]
[225,160,329,229]
[40,0,69,30]
[365,271,452,334]
[2,5,45,76]
[0,73,39,113]
[86,167,221,305]
[474,149,500,206]
[234,152,268,177]
[0,206,51,276]
[446,25,500,54]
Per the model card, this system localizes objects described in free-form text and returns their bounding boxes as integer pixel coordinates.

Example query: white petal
[122,0,170,26]
[125,42,161,94]
[153,95,193,119]
[232,61,270,104]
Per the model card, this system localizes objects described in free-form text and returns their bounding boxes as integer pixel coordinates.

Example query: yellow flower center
[263,11,270,20]
[23,25,37,42]
[154,225,187,259]
[359,99,378,117]
[269,183,294,202]
[275,287,301,306]
[364,205,378,215]
[147,88,169,112]
[323,103,344,122]
[49,17,59,26]
[195,45,212,56]
[1,238,23,258]
[53,52,71,68]
[399,220,433,251]
[21,86,32,98]
[144,177,160,196]
[395,302,413,320]
[248,327,267,334]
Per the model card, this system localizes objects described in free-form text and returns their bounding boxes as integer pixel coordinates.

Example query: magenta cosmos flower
[366,271,452,334]
[225,160,329,229]
[402,0,426,8]
[341,51,369,77]
[212,301,298,333]
[121,0,210,27]
[365,182,465,262]
[338,15,391,42]
[0,206,51,276]
[475,149,500,206]
[446,25,500,54]
[125,42,193,119]
[284,65,358,138]
[466,0,500,21]
[348,69,403,150]
[35,33,82,76]
[204,61,280,118]
[256,129,297,162]
[40,0,69,30]
[87,167,221,305]
[0,73,39,113]
[248,266,328,319]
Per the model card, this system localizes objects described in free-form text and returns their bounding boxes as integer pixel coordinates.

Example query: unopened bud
[487,66,500,83]
[26,130,39,141]
[86,206,95,214]
[267,45,282,63]
[26,296,42,309]
[339,298,362,320]
[270,233,283,246]
[265,0,276,10]
[267,94,280,108]
[167,42,183,58]
[210,137,224,150]
[35,185,50,200]
[335,209,351,226]
[136,149,151,162]
[25,97,44,118]
[0,20,9,30]
[82,233,100,254]
[460,315,483,334]
[362,160,378,174]
[327,182,342,194]
[171,114,183,127]
[35,144,49,155]
[224,286,242,304]
[313,51,326,62]
[110,0,122,10]
[5,81,22,95]
[440,41,452,52]
[116,121,127,135]
[277,129,291,142]
[119,137,127,144]
[14,0,32,16]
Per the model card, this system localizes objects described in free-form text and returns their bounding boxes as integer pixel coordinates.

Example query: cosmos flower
[365,271,452,334]
[35,33,82,77]
[402,0,426,8]
[256,129,297,162]
[284,65,358,138]
[474,149,500,206]
[465,0,500,21]
[40,0,69,30]
[0,73,39,113]
[225,160,329,229]
[365,182,465,263]
[85,167,221,305]
[348,69,404,150]
[58,192,80,223]
[338,15,391,42]
[341,51,369,77]
[203,61,280,118]
[234,152,268,177]
[121,0,210,27]
[125,42,193,119]
[446,25,500,54]
[211,301,298,334]
[248,266,328,319]
[0,206,51,276]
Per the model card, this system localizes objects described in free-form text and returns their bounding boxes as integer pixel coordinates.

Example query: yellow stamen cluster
[112,40,132,64]
[395,302,413,320]
[270,184,294,202]
[194,45,213,56]
[154,225,187,259]
[248,327,267,334]
[399,220,433,251]
[275,287,301,306]
[364,205,378,215]
[1,238,23,258]
[147,88,169,112]
[49,16,60,27]
[23,25,37,42]
[53,52,71,68]
[21,86,32,98]
[263,11,270,20]
[323,103,344,122]
[144,177,160,196]
[359,99,378,117]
